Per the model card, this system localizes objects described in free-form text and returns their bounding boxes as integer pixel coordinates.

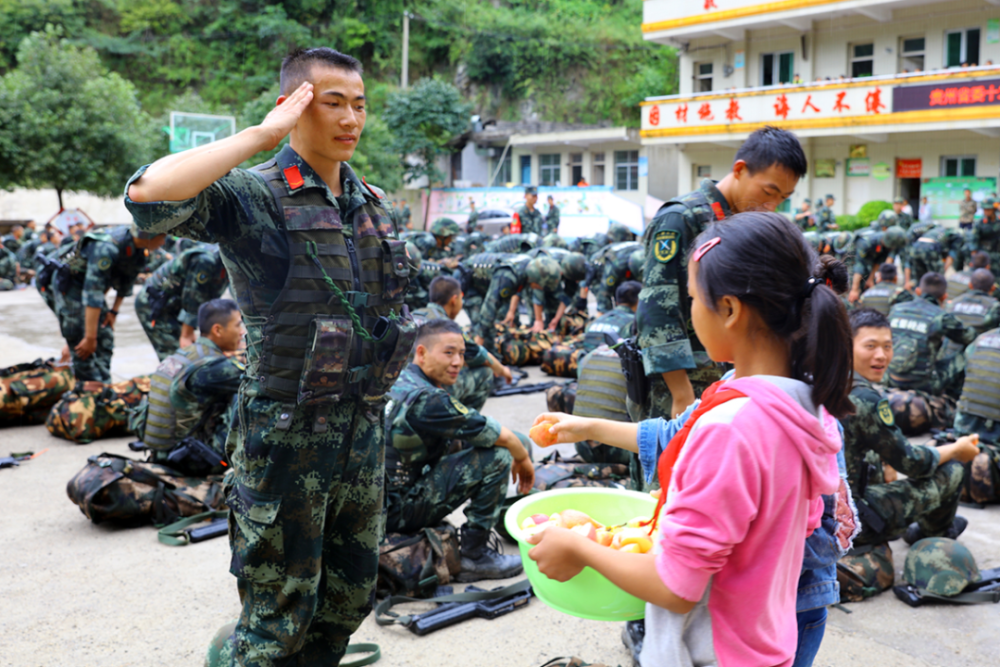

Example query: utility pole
[401,11,410,89]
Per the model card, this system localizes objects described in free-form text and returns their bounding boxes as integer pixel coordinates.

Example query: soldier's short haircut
[970,268,996,292]
[850,308,891,336]
[615,280,642,307]
[416,318,463,346]
[879,263,897,281]
[971,250,991,269]
[733,126,808,179]
[198,298,240,335]
[280,48,362,95]
[429,275,462,306]
[919,272,948,299]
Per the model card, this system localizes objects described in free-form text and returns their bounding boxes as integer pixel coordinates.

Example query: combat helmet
[628,249,645,282]
[983,196,998,209]
[882,225,907,250]
[903,538,980,597]
[876,209,898,229]
[591,232,610,249]
[560,252,588,283]
[607,222,634,244]
[542,232,568,249]
[830,231,853,255]
[429,217,460,238]
[526,256,562,292]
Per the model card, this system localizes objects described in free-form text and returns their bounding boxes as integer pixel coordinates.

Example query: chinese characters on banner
[893,78,1000,111]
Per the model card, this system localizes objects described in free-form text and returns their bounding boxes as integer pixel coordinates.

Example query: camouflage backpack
[0,358,72,427]
[46,376,151,444]
[837,542,895,602]
[497,325,557,366]
[376,524,461,599]
[66,452,227,526]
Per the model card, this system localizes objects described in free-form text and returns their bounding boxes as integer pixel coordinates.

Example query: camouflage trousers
[220,394,385,667]
[541,344,586,378]
[907,246,945,284]
[446,364,492,413]
[134,287,181,362]
[544,381,633,468]
[854,460,964,545]
[54,287,114,383]
[887,388,956,435]
[953,412,1000,504]
[626,360,724,422]
[498,326,558,366]
[385,445,513,534]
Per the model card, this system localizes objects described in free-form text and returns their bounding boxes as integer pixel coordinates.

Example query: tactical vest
[958,330,1000,422]
[860,283,904,316]
[574,346,630,422]
[384,367,447,488]
[583,308,635,350]
[485,233,538,254]
[243,160,413,405]
[948,291,996,334]
[144,340,216,450]
[463,252,529,295]
[887,301,938,388]
[948,271,974,300]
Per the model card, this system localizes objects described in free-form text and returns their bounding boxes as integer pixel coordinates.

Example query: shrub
[856,200,892,227]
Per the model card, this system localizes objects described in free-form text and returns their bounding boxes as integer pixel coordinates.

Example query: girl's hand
[531,412,594,444]
[526,526,589,582]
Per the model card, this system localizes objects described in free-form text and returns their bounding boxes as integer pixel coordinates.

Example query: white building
[640,0,1000,221]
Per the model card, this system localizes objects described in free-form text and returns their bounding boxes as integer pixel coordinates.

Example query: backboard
[168,112,237,153]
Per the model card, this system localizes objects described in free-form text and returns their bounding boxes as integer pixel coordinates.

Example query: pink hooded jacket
[655,376,842,667]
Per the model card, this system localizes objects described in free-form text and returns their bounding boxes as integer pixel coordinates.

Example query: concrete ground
[1,287,999,667]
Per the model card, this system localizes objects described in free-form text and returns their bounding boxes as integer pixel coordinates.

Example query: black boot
[621,619,645,667]
[457,526,523,582]
[903,515,968,545]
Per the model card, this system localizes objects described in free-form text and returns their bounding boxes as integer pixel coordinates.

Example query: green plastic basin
[504,487,656,622]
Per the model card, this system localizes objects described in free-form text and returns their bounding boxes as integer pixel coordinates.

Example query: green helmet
[628,249,645,282]
[882,225,907,250]
[592,232,610,249]
[429,217,460,237]
[560,252,588,282]
[876,209,898,228]
[405,241,422,273]
[831,231,853,254]
[526,256,562,292]
[983,196,998,209]
[903,538,980,597]
[542,232,568,249]
[607,222,634,244]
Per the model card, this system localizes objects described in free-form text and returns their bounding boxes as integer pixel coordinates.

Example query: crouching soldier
[385,319,534,580]
[951,325,1000,504]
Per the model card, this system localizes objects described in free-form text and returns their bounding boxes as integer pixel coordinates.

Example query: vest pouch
[382,239,411,302]
[362,315,418,405]
[298,316,354,406]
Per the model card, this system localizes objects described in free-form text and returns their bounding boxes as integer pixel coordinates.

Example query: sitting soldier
[139,299,245,465]
[384,320,534,580]
[842,309,977,547]
[948,250,990,300]
[886,272,976,433]
[412,275,511,410]
[947,268,1000,336]
[858,263,913,316]
[542,281,639,378]
[952,325,1000,503]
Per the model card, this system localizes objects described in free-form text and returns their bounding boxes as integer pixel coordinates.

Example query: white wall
[509,142,649,207]
[0,188,132,226]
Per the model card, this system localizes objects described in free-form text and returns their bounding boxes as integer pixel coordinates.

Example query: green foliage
[383,78,471,187]
[0,28,154,206]
[836,214,864,231]
[857,200,893,226]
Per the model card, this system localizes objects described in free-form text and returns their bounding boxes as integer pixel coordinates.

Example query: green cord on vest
[305,241,375,342]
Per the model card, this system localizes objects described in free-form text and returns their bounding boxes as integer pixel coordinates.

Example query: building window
[696,165,712,180]
[761,52,794,86]
[519,155,532,184]
[539,153,561,186]
[946,28,981,67]
[900,37,925,72]
[450,151,462,184]
[491,152,512,186]
[695,62,713,92]
[570,153,583,185]
[851,43,874,78]
[615,150,639,191]
[592,152,606,186]
[942,155,976,177]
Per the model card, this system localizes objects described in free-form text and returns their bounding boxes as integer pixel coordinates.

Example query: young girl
[528,212,854,667]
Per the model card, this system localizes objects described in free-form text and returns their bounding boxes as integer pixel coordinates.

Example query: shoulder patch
[196,270,209,284]
[877,399,895,426]
[500,287,512,299]
[605,275,615,286]
[450,397,470,415]
[97,257,112,271]
[653,230,678,263]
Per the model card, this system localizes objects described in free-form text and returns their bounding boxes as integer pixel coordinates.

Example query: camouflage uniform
[126,144,411,667]
[948,269,976,301]
[853,229,907,286]
[858,282,913,316]
[401,203,412,228]
[384,363,511,534]
[966,213,1000,267]
[842,372,964,545]
[411,301,493,412]
[55,227,150,383]
[959,198,978,230]
[541,305,634,378]
[0,244,16,290]
[590,241,641,313]
[484,233,538,254]
[907,225,959,284]
[952,328,1000,503]
[15,235,43,272]
[895,210,915,231]
[793,204,814,231]
[463,253,530,356]
[466,208,478,233]
[947,289,1000,336]
[135,244,229,361]
[404,260,441,311]
[515,204,545,236]
[632,179,729,421]
[0,232,22,254]
[815,204,837,232]
[546,202,560,233]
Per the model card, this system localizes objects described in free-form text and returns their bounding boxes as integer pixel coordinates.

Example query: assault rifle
[375,580,533,636]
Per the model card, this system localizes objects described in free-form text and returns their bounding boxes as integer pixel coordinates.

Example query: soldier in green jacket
[892,196,914,231]
[515,186,545,236]
[858,263,913,316]
[815,194,839,232]
[952,326,1000,503]
[385,319,533,580]
[842,308,977,546]
[590,241,642,314]
[463,252,531,355]
[904,222,960,288]
[848,214,908,303]
[545,195,560,234]
[967,195,1000,268]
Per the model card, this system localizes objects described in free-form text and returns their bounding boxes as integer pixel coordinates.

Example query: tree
[0,27,154,209]
[383,78,471,225]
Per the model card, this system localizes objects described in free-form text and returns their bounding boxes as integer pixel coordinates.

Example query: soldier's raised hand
[259,82,314,150]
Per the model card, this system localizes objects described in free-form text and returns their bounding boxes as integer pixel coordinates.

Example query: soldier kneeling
[385,319,534,581]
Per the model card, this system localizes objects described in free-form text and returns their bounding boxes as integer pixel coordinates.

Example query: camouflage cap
[903,537,980,597]
[560,252,588,282]
[877,209,899,227]
[893,196,906,204]
[825,194,836,201]
[607,222,634,244]
[526,256,562,292]
[983,196,998,208]
[628,248,645,282]
[429,217,460,237]
[130,223,158,240]
[883,224,907,249]
[525,185,538,195]
[831,230,853,253]
[542,232,568,249]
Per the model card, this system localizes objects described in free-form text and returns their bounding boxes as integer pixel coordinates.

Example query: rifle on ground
[375,579,532,636]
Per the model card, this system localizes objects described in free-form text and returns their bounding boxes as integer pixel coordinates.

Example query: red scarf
[645,380,747,535]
